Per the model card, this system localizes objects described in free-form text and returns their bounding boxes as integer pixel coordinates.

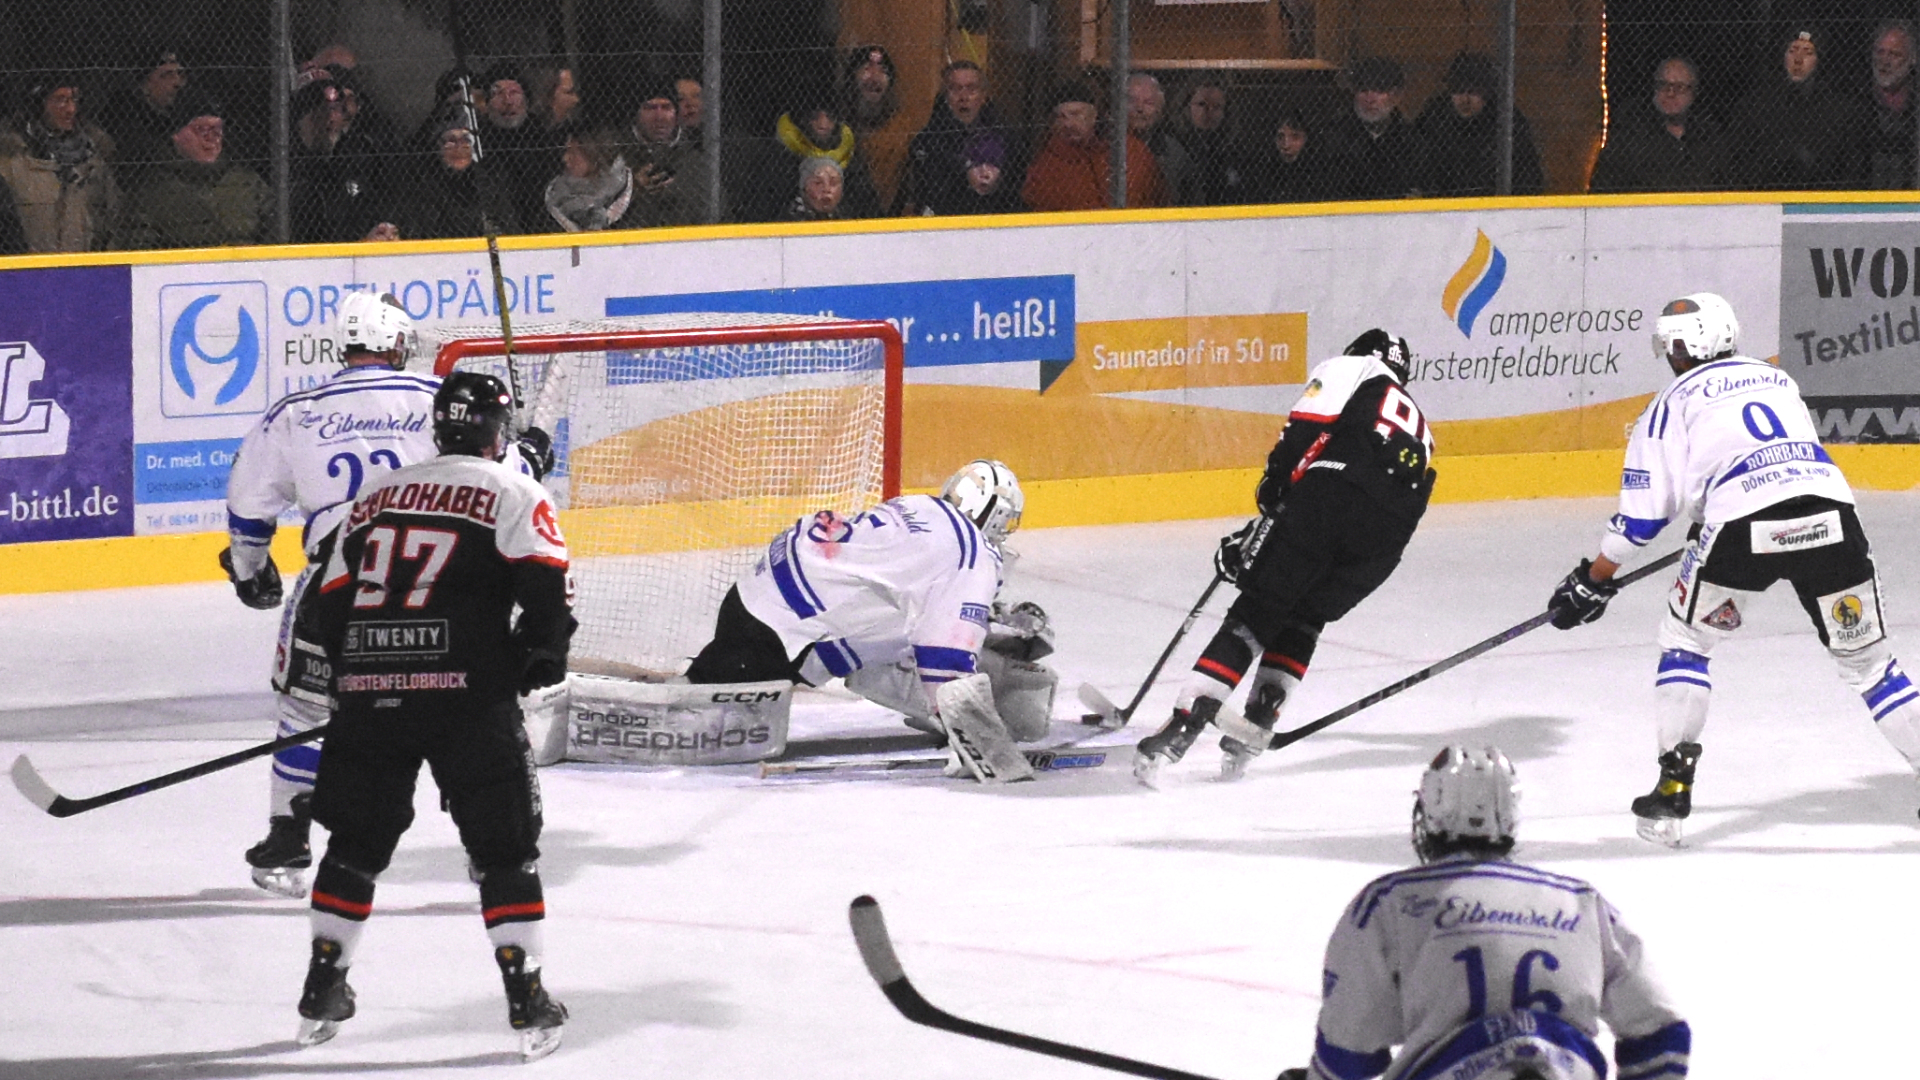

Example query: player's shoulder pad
[1293,354,1395,422]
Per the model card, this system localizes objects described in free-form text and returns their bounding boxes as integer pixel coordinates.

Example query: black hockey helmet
[433,371,513,457]
[1345,327,1412,381]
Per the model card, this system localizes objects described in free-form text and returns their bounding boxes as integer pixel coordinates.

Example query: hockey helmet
[1652,292,1738,369]
[941,459,1023,547]
[433,371,514,457]
[1344,327,1412,381]
[1411,745,1519,864]
[338,290,415,370]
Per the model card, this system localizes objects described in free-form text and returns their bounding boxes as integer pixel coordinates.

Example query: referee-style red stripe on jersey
[483,901,547,926]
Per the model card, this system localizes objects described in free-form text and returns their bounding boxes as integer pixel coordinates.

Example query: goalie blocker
[523,678,793,767]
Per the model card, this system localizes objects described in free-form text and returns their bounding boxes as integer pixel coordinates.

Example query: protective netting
[433,313,893,679]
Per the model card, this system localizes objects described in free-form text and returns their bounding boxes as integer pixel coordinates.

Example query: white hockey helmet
[338,290,415,370]
[941,459,1023,547]
[1411,745,1519,864]
[1652,292,1739,369]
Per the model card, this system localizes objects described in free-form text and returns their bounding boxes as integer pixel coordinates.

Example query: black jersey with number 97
[1256,354,1436,522]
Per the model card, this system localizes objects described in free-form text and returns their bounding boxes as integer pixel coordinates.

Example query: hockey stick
[1254,548,1684,752]
[761,749,1106,779]
[1079,572,1226,729]
[848,895,1225,1080]
[10,725,329,818]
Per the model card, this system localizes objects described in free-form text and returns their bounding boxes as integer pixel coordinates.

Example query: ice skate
[247,795,312,899]
[1133,697,1220,787]
[1219,683,1286,782]
[1630,742,1701,848]
[295,937,355,1047]
[496,946,568,1062]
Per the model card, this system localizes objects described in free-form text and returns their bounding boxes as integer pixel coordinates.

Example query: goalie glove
[1548,558,1618,629]
[218,547,284,609]
[515,426,556,481]
[985,599,1055,661]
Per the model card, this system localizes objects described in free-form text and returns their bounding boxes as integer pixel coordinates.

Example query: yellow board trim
[10,446,1919,596]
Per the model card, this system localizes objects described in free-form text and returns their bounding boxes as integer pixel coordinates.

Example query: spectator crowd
[1,20,1915,255]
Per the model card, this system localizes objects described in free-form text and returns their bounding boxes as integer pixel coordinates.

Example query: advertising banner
[1779,210,1920,441]
[0,266,133,544]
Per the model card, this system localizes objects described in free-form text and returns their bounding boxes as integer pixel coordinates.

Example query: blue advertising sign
[606,275,1076,367]
[0,266,134,544]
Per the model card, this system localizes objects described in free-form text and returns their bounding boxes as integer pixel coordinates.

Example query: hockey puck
[1079,712,1108,725]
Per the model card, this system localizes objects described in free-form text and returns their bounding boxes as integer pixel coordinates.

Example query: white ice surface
[5,495,1920,1078]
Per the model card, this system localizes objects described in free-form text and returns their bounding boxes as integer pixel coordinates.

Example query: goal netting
[430,313,902,679]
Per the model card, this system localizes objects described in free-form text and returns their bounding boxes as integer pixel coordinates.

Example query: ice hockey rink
[4,493,1919,1079]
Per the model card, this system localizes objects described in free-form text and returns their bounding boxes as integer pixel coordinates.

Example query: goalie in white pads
[221,291,554,897]
[684,459,1054,782]
[1545,292,1920,845]
[1281,748,1690,1080]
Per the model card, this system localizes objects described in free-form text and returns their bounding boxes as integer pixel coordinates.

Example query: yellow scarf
[776,113,855,168]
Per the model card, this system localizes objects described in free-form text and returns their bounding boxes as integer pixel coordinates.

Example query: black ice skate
[1630,741,1701,848]
[1219,683,1287,782]
[295,937,355,1047]
[246,794,312,899]
[496,945,568,1062]
[1133,697,1221,788]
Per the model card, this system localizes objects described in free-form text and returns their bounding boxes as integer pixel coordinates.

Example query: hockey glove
[1215,523,1253,584]
[1548,558,1619,629]
[985,599,1055,661]
[219,547,284,609]
[515,426,556,481]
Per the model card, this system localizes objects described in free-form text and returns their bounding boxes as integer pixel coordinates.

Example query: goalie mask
[1652,292,1738,370]
[1412,745,1519,864]
[433,371,514,458]
[338,290,415,371]
[1344,327,1412,382]
[941,459,1023,547]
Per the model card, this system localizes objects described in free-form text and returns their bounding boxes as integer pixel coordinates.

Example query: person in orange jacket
[1021,80,1167,212]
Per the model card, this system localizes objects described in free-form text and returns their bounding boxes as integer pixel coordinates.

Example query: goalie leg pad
[936,674,1035,783]
[565,677,792,765]
[976,649,1057,743]
[845,660,935,723]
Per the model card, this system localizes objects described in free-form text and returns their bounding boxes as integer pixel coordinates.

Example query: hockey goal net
[431,313,903,679]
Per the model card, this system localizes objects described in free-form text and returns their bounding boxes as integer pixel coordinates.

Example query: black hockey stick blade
[1268,548,1683,751]
[1081,572,1226,727]
[847,896,1226,1080]
[10,725,329,818]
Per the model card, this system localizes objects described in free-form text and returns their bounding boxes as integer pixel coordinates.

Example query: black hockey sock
[309,855,377,963]
[479,864,546,953]
[1191,627,1256,695]
[1262,623,1320,677]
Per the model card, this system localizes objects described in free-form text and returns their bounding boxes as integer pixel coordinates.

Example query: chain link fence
[1,0,1917,255]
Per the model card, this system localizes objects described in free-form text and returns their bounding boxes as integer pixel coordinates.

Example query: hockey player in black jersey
[295,372,574,1060]
[1134,329,1436,784]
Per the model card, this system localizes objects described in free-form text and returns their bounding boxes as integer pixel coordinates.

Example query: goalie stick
[11,725,329,818]
[1228,548,1685,754]
[1078,573,1225,729]
[848,895,1226,1080]
[761,748,1106,779]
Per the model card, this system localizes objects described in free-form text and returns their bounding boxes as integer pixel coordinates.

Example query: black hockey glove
[518,647,568,695]
[515,426,556,481]
[219,547,284,610]
[1214,520,1255,584]
[1548,558,1619,630]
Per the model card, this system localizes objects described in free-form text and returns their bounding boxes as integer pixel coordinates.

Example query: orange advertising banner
[1067,313,1309,393]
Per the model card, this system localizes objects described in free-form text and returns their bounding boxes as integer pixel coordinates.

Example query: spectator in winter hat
[396,106,522,240]
[474,62,549,226]
[1021,79,1167,212]
[1862,19,1917,188]
[1321,56,1427,200]
[1414,51,1544,196]
[1729,28,1863,190]
[841,45,911,208]
[119,89,268,249]
[1590,56,1725,193]
[101,47,188,187]
[1250,108,1331,203]
[0,73,121,251]
[768,88,881,219]
[288,75,397,243]
[621,77,719,226]
[779,155,846,221]
[1173,77,1254,205]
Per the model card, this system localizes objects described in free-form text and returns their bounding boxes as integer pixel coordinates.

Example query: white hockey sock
[1653,649,1711,751]
[1862,661,1920,768]
[268,694,327,818]
[488,920,545,964]
[310,911,367,966]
